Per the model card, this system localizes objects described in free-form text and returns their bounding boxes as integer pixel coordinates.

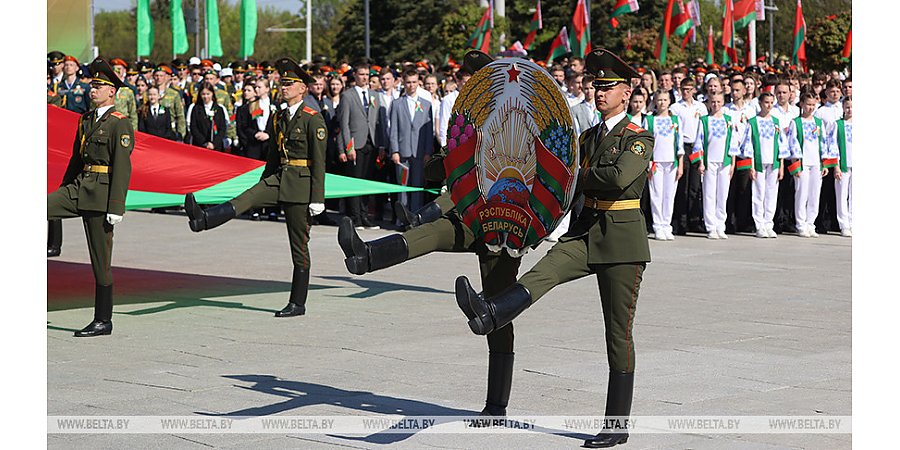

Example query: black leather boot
[75,284,113,337]
[455,277,532,335]
[482,352,514,416]
[395,200,443,228]
[338,217,409,275]
[276,267,309,317]
[48,219,62,257]
[185,193,236,232]
[584,370,635,448]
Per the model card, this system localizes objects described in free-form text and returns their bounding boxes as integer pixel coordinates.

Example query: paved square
[48,211,851,449]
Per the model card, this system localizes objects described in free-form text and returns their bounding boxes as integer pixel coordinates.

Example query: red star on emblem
[507,64,521,82]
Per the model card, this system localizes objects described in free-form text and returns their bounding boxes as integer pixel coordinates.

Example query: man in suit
[184,58,327,319]
[338,63,389,229]
[454,49,653,448]
[389,70,434,212]
[47,58,134,337]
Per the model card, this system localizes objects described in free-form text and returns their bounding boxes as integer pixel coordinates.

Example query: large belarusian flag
[547,26,571,64]
[469,4,493,53]
[841,27,852,61]
[721,0,738,64]
[609,0,639,29]
[47,106,427,209]
[733,0,757,29]
[792,0,807,69]
[569,0,591,58]
[523,0,542,50]
[706,25,715,65]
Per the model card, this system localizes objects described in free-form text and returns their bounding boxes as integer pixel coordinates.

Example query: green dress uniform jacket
[56,108,134,216]
[561,118,654,264]
[114,85,138,130]
[260,104,327,204]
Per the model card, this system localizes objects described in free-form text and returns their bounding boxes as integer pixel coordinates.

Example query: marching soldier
[183,58,326,318]
[453,48,653,448]
[47,58,134,337]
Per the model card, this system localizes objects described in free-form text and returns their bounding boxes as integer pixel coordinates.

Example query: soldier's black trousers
[48,188,114,285]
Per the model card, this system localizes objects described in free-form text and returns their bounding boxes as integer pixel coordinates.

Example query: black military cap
[48,51,65,64]
[463,50,494,73]
[275,57,313,84]
[89,58,128,89]
[261,60,276,74]
[230,61,246,73]
[139,61,154,74]
[586,48,641,89]
[172,58,188,70]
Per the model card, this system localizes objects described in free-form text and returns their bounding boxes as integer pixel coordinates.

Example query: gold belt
[281,158,310,167]
[83,164,110,174]
[584,198,641,211]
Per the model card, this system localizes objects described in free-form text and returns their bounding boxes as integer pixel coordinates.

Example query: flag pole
[748,17,756,65]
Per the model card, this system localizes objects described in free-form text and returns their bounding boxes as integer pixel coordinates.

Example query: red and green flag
[547,26,571,64]
[47,106,425,209]
[721,0,738,64]
[672,0,694,37]
[733,0,757,29]
[469,4,493,53]
[654,0,692,65]
[706,25,715,64]
[841,27,852,61]
[792,0,807,69]
[569,0,591,58]
[610,0,640,29]
[523,0,542,50]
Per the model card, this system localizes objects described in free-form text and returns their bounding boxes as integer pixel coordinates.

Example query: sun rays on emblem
[481,100,538,192]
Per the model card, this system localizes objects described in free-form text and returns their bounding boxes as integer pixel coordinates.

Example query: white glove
[485,243,502,253]
[506,246,530,258]
[106,214,123,225]
[309,203,325,216]
[223,137,233,148]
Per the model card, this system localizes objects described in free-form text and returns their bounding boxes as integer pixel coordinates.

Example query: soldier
[337,51,525,418]
[110,58,138,130]
[152,63,187,140]
[453,48,653,448]
[183,58,326,318]
[47,58,133,337]
[56,55,92,114]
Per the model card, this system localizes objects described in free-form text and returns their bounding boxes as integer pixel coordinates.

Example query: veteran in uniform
[110,58,138,130]
[454,49,653,448]
[47,58,134,337]
[184,58,326,318]
[337,51,523,419]
[152,63,187,140]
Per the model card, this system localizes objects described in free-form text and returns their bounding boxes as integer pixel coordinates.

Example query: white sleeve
[438,96,453,147]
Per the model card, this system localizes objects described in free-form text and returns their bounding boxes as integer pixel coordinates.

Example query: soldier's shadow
[47,261,339,316]
[318,275,453,299]
[200,374,592,444]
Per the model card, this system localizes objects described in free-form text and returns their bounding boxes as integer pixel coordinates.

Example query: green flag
[136,0,154,57]
[207,0,223,57]
[171,0,189,55]
[240,0,257,58]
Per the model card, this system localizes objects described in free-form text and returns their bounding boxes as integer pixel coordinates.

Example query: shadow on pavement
[200,374,592,444]
[317,275,453,299]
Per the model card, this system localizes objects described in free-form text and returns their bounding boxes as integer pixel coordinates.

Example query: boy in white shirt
[645,89,683,240]
[742,92,790,238]
[669,78,708,234]
[695,93,743,239]
[786,92,836,237]
[828,96,852,237]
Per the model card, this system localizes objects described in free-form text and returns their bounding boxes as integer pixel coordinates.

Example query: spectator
[138,86,177,141]
[235,84,269,160]
[187,83,229,151]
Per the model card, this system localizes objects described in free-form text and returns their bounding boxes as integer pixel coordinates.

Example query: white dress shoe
[707,232,720,239]
[718,230,728,239]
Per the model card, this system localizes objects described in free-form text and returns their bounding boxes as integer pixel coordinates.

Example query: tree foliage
[806,10,851,72]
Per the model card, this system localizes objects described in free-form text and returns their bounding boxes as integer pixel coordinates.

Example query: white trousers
[703,162,731,233]
[794,165,823,232]
[835,167,852,231]
[751,164,780,231]
[649,161,678,234]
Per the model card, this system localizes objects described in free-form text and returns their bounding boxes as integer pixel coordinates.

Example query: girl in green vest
[645,89,683,240]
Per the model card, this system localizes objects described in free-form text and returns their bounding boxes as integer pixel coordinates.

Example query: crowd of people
[47,50,852,239]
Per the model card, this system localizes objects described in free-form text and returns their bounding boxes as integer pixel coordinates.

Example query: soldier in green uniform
[110,58,138,130]
[337,51,523,418]
[453,49,653,448]
[152,63,187,140]
[47,58,134,337]
[183,58,326,318]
